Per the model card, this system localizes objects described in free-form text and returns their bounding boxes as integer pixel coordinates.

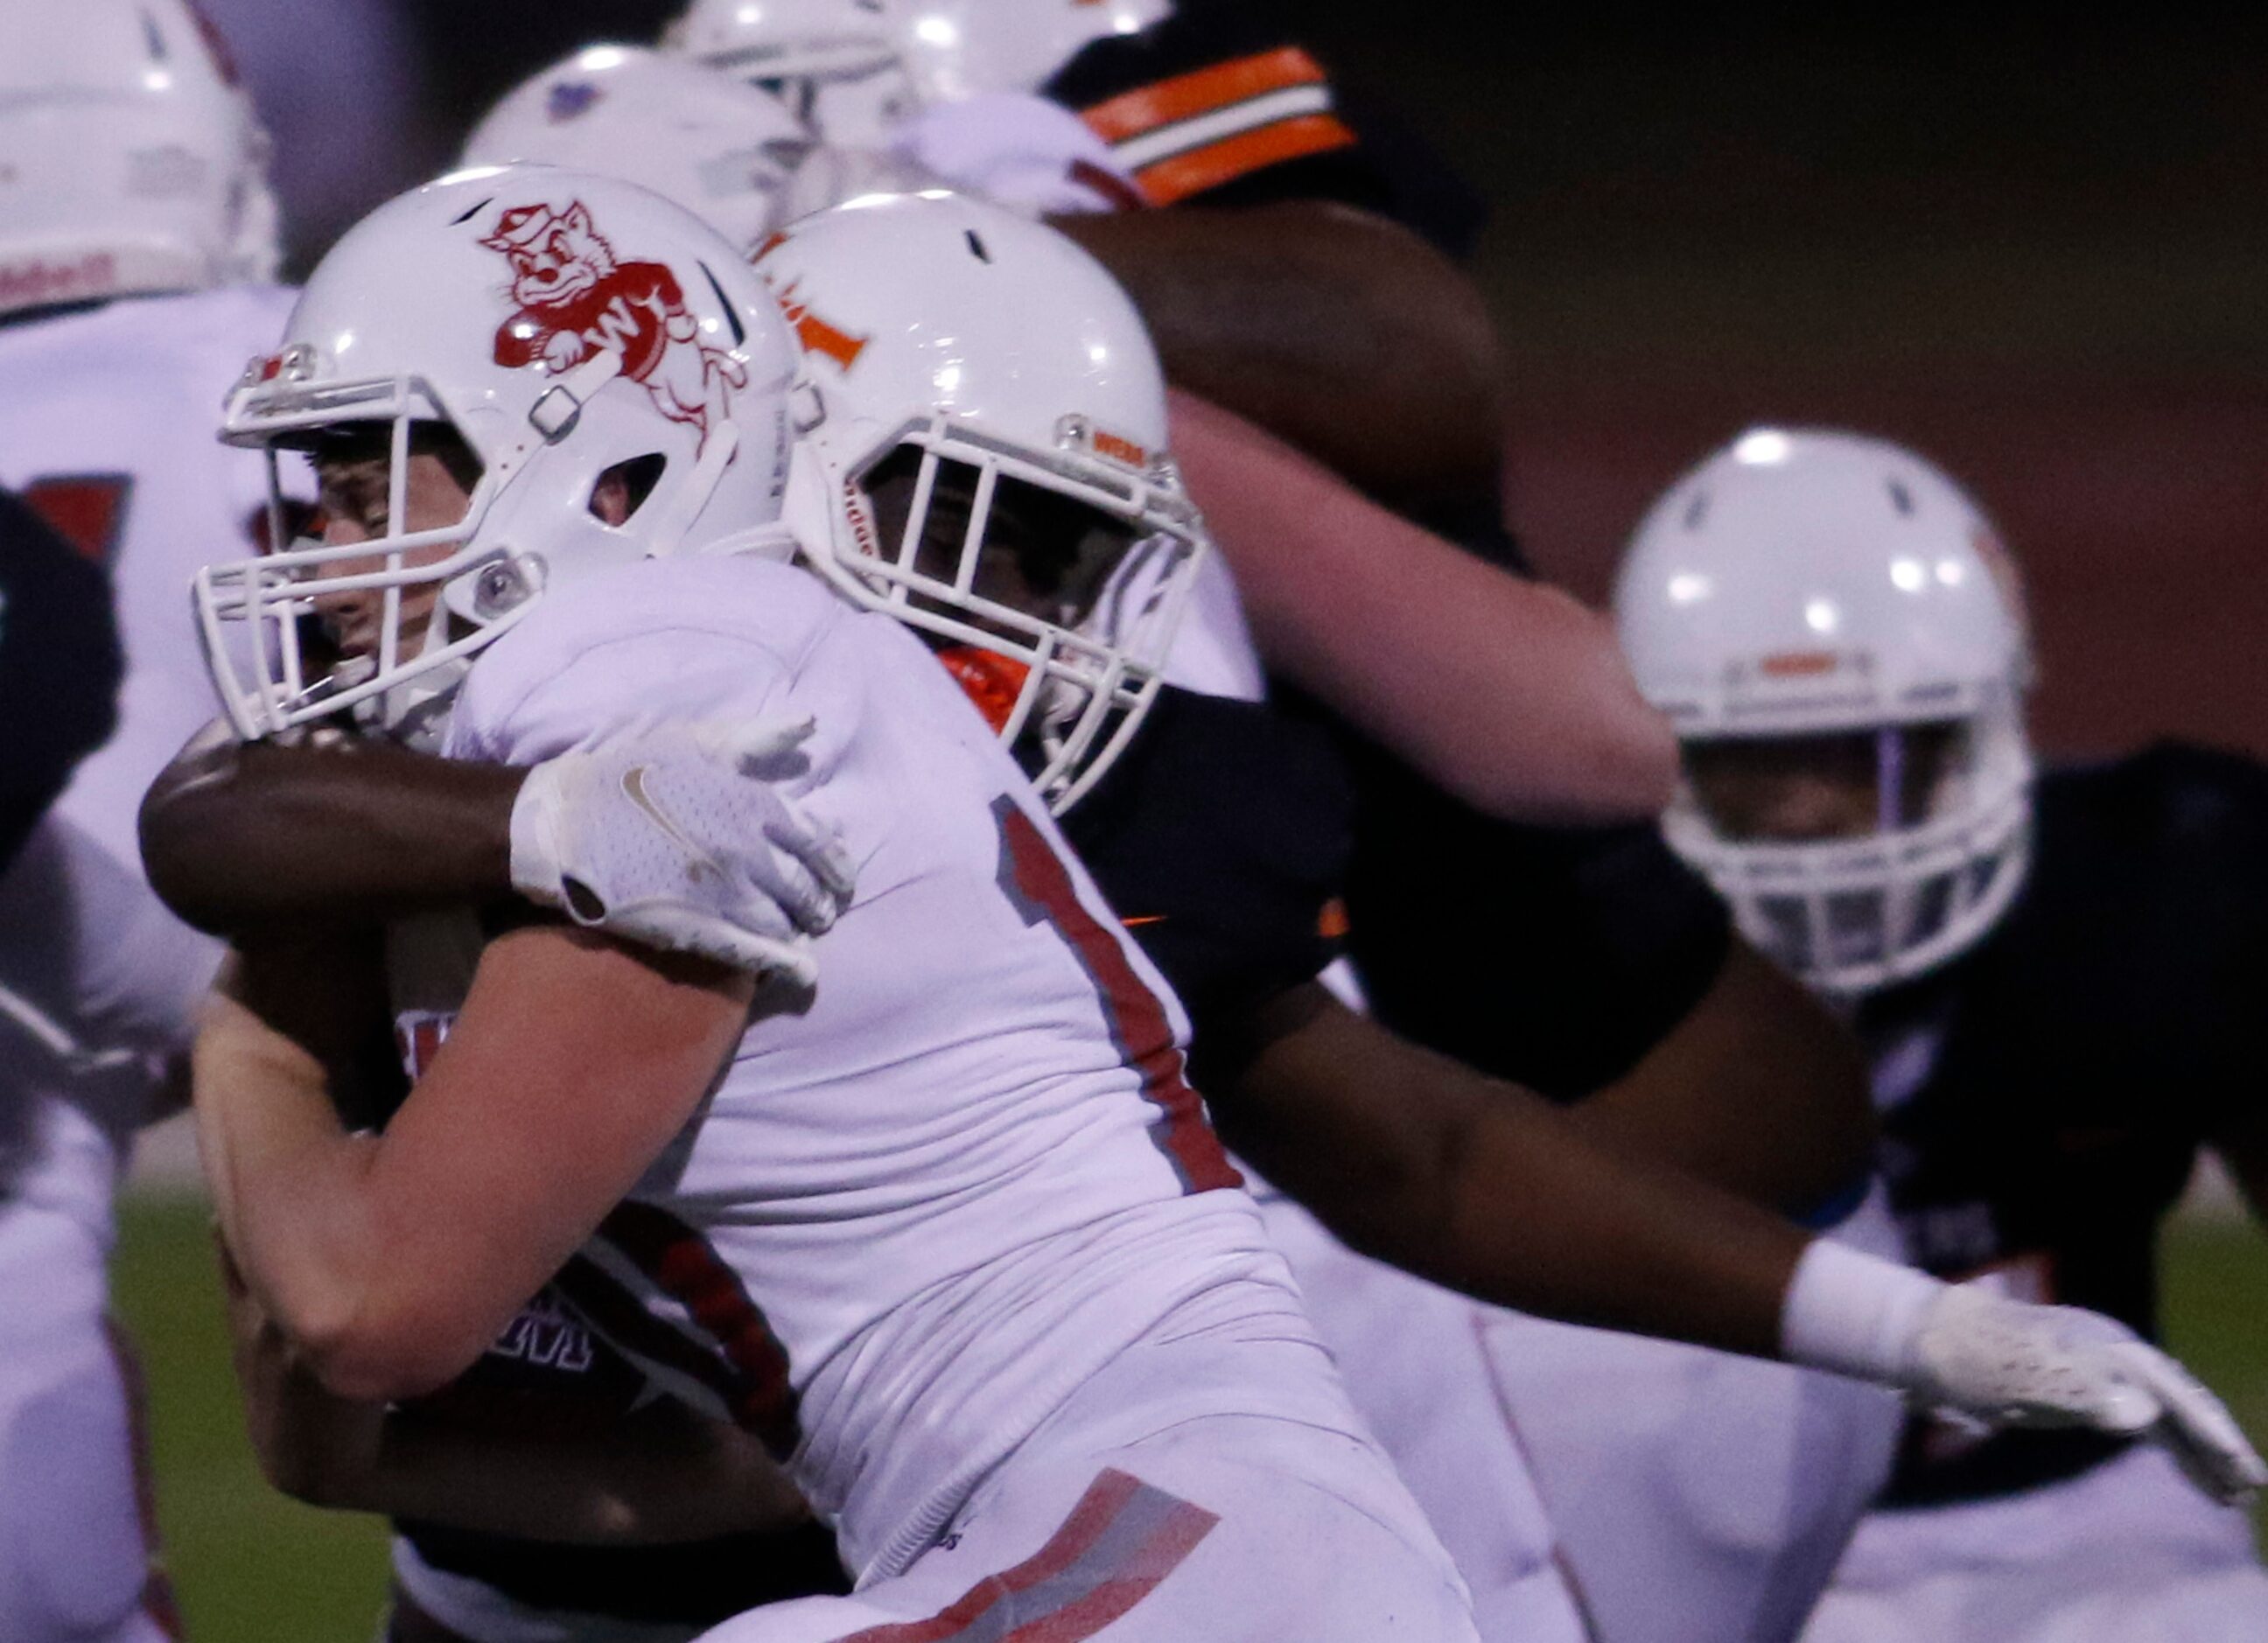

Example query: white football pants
[690,1319,1477,1642]
[1261,1182,1906,1643]
[1803,1441,2268,1643]
[0,1198,176,1643]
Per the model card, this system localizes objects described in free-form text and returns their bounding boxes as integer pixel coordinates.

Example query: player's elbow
[137,740,248,934]
[291,1291,488,1405]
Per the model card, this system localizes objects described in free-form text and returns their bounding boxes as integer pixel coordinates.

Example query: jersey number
[991,795,1242,1193]
[20,474,133,565]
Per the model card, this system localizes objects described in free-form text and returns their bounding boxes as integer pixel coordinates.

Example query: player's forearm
[197,944,495,1402]
[1170,389,1678,822]
[141,731,519,934]
[1217,984,1805,1359]
[193,987,401,1392]
[1054,204,1503,504]
[1563,940,1879,1214]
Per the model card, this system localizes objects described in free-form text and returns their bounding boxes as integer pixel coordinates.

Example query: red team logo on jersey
[485,200,746,450]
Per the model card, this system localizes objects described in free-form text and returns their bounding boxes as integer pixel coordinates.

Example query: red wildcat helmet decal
[485,200,746,449]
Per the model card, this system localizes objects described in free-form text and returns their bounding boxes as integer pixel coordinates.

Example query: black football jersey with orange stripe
[1044,0,1488,258]
[1862,745,2268,1507]
[0,484,122,874]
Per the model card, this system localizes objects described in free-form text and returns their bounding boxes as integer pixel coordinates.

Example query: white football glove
[1782,1240,2268,1507]
[1907,1284,2267,1506]
[509,716,856,986]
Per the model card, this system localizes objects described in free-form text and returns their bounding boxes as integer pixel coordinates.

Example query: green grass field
[113,1190,2268,1640]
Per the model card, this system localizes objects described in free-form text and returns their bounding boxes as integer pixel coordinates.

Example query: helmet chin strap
[372,592,469,750]
[639,420,743,557]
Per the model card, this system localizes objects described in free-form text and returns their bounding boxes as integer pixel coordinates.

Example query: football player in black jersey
[1616,425,2268,1640]
[977,9,1932,1633]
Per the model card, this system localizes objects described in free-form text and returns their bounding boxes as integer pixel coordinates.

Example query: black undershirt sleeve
[1343,738,1733,1102]
[1062,685,1355,1047]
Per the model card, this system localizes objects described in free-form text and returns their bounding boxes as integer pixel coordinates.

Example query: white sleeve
[449,627,799,769]
[889,91,1142,217]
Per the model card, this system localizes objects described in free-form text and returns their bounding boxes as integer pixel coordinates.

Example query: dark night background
[241,3,2268,759]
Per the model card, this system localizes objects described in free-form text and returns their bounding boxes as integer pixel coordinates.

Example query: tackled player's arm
[196,921,753,1402]
[1050,204,1503,507]
[1205,981,1808,1359]
[1208,981,2268,1503]
[1169,388,1677,822]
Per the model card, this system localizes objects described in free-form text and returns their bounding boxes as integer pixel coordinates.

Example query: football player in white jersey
[0,13,858,1640]
[186,168,1482,1641]
[0,3,282,1634]
[1616,428,2268,1642]
[158,187,2265,1643]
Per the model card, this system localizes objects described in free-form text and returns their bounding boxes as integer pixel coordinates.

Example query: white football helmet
[758,191,1206,812]
[666,0,1169,146]
[194,164,798,745]
[1614,428,2035,996]
[0,0,278,316]
[461,45,814,256]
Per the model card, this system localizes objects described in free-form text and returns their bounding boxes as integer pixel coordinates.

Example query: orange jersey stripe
[1082,45,1331,145]
[1133,112,1356,206]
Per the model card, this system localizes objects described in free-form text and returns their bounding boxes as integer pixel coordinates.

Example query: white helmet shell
[462,45,814,256]
[883,0,1171,107]
[195,164,798,743]
[0,0,279,313]
[667,0,1169,145]
[1614,427,2035,996]
[757,190,1206,811]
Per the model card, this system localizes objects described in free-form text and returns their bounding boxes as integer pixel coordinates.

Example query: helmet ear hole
[589,454,668,526]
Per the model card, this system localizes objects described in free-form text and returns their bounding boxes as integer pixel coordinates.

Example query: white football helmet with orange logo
[194,164,797,744]
[1614,428,2035,995]
[666,0,1168,146]
[0,0,278,315]
[461,45,816,256]
[758,190,1206,811]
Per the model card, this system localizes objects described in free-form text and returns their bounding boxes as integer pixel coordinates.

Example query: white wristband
[508,758,567,910]
[1779,1237,1947,1385]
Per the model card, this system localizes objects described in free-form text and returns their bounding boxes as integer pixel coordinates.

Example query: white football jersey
[0,286,296,1232]
[0,285,296,862]
[399,553,1345,1583]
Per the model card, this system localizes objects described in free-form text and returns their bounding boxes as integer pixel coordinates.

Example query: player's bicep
[368,925,755,1354]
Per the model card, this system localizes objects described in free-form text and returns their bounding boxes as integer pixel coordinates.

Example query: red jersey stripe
[992,798,1242,1194]
[596,1200,803,1459]
[836,1467,1217,1641]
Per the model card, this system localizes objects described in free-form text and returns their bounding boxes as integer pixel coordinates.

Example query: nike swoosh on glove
[509,715,857,986]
